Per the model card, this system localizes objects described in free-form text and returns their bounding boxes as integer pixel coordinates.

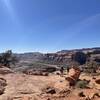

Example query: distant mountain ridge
[13,47,100,64]
[12,47,100,72]
[57,47,100,53]
[15,52,45,62]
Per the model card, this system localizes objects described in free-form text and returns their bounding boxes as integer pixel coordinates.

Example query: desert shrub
[85,61,98,73]
[76,80,90,89]
[0,50,17,68]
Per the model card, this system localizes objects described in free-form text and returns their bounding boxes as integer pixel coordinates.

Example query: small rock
[46,88,56,94]
[0,86,5,95]
[78,92,86,97]
[21,96,31,100]
[0,78,7,87]
[95,79,100,84]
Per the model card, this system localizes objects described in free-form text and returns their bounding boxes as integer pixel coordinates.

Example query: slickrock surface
[0,73,99,100]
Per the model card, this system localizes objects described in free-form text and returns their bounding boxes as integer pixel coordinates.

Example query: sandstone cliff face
[44,53,73,64]
[44,49,100,65]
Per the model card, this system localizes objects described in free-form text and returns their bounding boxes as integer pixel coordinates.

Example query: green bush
[76,80,90,89]
[0,50,17,68]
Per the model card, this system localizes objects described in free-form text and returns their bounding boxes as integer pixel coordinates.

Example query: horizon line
[0,46,99,54]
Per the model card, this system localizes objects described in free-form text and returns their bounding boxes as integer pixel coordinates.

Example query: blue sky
[0,0,100,53]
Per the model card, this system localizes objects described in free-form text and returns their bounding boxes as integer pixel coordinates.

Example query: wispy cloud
[1,0,20,26]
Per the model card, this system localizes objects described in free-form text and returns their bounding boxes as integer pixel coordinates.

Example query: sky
[0,0,100,53]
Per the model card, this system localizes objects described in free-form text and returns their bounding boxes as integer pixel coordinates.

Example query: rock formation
[65,66,81,86]
[0,66,13,74]
[0,78,7,95]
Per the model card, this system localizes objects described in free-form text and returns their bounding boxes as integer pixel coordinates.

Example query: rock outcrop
[65,66,81,86]
[0,78,7,95]
[44,53,72,64]
[44,48,100,65]
[0,67,14,74]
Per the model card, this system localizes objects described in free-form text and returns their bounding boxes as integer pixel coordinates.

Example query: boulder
[68,67,81,80]
[0,78,7,95]
[0,67,13,74]
[42,86,56,94]
[46,87,56,94]
[0,78,7,87]
[78,92,86,97]
[65,67,81,86]
[95,79,100,84]
[0,86,5,95]
[65,77,76,86]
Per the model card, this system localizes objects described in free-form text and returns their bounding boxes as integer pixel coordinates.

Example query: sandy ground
[0,73,64,100]
[0,73,100,100]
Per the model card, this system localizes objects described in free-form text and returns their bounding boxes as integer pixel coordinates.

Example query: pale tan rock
[21,96,31,100]
[68,67,81,80]
[65,66,81,86]
[0,67,13,74]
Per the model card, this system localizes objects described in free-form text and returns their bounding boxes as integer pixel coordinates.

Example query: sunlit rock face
[68,67,81,80]
[44,53,73,64]
[65,67,81,86]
